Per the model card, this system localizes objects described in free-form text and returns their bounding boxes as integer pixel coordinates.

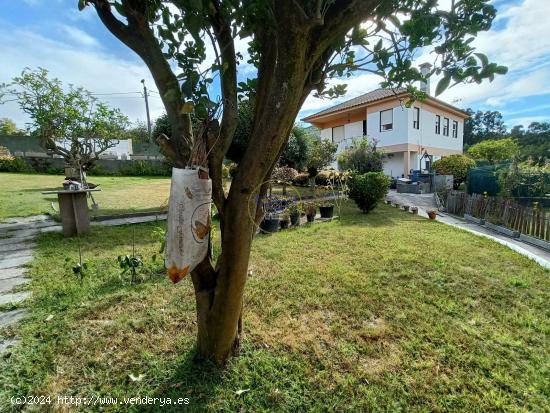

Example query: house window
[443,117,449,136]
[332,125,345,144]
[452,121,458,138]
[380,109,393,131]
[413,107,420,129]
[362,119,367,136]
[435,115,441,134]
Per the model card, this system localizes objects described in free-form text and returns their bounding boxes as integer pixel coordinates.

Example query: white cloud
[506,115,549,128]
[301,73,382,113]
[0,28,165,128]
[59,25,101,48]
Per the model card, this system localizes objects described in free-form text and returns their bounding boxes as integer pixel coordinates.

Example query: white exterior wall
[366,106,409,147]
[320,128,332,142]
[407,106,463,151]
[383,152,404,178]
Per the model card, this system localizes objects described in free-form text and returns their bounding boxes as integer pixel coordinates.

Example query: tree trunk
[191,188,256,364]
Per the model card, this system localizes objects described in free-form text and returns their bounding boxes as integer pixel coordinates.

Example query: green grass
[1,203,549,412]
[0,173,171,220]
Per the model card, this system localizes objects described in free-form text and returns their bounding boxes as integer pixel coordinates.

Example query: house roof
[302,87,469,123]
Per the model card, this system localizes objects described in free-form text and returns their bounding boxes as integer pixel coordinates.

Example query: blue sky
[1,0,549,130]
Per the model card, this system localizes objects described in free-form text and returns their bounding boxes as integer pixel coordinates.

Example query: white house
[302,71,468,178]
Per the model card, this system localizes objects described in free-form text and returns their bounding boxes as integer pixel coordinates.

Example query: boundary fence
[446,191,550,241]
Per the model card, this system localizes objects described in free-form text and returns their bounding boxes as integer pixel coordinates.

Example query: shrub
[467,138,520,164]
[117,160,171,176]
[292,172,310,186]
[272,166,298,183]
[337,138,383,173]
[347,172,390,213]
[0,156,34,173]
[315,169,348,187]
[221,163,231,179]
[226,161,238,178]
[432,154,476,189]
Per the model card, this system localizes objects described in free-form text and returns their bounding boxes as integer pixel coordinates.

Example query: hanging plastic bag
[165,167,212,283]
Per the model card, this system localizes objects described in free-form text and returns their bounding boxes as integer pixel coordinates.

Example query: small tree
[279,126,311,171]
[338,138,383,173]
[0,118,25,136]
[271,166,298,195]
[152,112,172,139]
[432,154,476,189]
[347,172,390,213]
[467,138,519,164]
[127,121,150,143]
[306,140,337,178]
[1,68,129,174]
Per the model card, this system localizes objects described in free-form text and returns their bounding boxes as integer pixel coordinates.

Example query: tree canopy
[0,68,129,170]
[463,108,507,148]
[467,137,520,164]
[0,118,25,136]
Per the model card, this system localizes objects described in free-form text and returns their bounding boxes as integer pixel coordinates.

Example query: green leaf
[474,53,489,67]
[435,75,451,96]
[77,0,87,11]
[494,65,508,75]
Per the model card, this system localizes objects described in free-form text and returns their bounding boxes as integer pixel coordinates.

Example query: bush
[337,138,383,173]
[432,154,476,189]
[292,172,310,186]
[272,166,298,183]
[0,156,34,173]
[226,161,238,178]
[314,169,348,187]
[347,172,390,213]
[467,138,520,164]
[116,160,171,176]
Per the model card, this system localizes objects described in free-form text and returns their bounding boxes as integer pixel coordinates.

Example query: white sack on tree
[165,167,212,283]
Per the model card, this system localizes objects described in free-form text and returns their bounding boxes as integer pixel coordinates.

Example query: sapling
[117,225,143,284]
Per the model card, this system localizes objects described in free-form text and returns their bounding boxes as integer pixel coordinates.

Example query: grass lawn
[1,203,549,411]
[0,173,171,220]
[0,173,334,221]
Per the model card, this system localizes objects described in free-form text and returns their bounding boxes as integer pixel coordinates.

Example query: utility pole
[141,79,152,142]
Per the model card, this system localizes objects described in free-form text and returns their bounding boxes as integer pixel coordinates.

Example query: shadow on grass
[145,351,225,412]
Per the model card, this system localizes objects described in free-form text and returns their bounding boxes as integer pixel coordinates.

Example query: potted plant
[259,199,280,233]
[260,213,280,233]
[280,212,290,229]
[427,210,437,220]
[304,202,317,223]
[286,203,303,226]
[319,201,334,219]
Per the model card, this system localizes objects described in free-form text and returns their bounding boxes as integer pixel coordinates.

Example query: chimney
[419,63,433,95]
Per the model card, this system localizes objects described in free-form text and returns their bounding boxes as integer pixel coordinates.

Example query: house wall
[407,103,463,151]
[383,152,405,177]
[366,104,409,147]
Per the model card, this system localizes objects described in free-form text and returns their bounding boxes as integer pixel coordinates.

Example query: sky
[0,0,549,131]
